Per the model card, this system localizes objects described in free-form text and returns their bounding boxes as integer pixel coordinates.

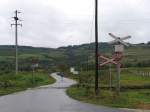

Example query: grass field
[0,71,55,96]
[67,87,150,109]
[65,67,150,109]
[66,67,150,87]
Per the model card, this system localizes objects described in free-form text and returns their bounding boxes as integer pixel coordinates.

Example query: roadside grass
[67,86,150,109]
[0,72,55,96]
[66,67,150,109]
[65,67,150,87]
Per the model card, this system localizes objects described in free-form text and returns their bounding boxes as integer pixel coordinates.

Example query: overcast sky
[0,0,150,48]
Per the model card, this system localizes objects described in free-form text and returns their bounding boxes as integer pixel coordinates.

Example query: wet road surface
[0,73,132,112]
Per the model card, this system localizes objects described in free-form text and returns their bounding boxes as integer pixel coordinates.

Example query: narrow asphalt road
[0,73,133,112]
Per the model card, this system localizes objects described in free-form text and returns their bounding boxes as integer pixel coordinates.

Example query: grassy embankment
[66,67,150,109]
[0,71,55,96]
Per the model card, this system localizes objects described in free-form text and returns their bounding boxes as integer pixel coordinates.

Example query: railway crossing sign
[107,33,131,95]
[114,45,124,52]
[98,54,118,67]
[108,33,131,47]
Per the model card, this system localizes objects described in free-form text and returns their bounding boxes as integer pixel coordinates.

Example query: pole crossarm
[11,24,22,27]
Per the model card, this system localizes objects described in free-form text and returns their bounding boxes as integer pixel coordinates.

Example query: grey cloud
[0,0,150,48]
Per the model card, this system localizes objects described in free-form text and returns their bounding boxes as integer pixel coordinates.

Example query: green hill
[0,43,149,71]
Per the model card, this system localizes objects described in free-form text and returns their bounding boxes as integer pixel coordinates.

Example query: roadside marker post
[31,63,39,85]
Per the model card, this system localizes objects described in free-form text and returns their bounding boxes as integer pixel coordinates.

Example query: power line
[11,10,22,75]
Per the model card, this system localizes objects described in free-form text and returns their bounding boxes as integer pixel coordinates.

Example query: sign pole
[32,66,35,85]
[109,64,112,91]
[116,63,121,95]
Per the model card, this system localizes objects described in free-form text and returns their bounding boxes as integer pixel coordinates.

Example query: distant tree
[58,64,68,72]
[147,41,150,45]
[139,43,145,45]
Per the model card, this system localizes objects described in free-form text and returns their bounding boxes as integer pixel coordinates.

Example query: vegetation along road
[0,73,132,112]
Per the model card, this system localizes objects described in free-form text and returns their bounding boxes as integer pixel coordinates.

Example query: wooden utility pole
[11,10,22,75]
[95,0,99,95]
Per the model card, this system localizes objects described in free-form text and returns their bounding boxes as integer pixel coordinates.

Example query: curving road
[0,73,133,112]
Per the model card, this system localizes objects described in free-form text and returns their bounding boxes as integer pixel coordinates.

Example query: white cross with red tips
[98,54,118,67]
[108,33,131,47]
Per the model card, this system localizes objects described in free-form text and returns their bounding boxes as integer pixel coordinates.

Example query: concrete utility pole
[11,10,22,75]
[95,0,99,95]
